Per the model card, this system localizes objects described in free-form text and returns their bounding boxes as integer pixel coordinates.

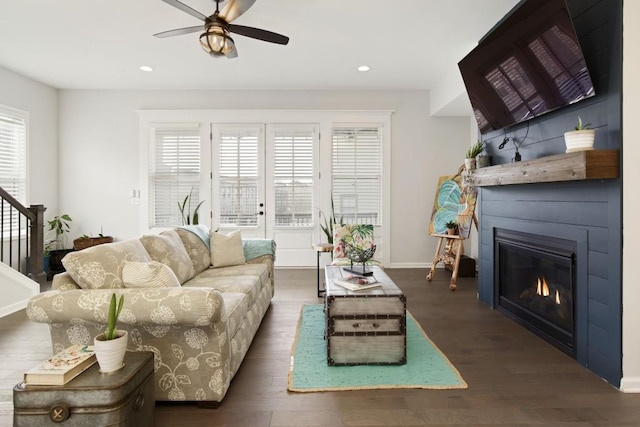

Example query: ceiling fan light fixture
[199,26,235,57]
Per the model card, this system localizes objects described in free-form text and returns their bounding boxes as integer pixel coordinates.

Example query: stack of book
[24,344,96,386]
[333,274,381,291]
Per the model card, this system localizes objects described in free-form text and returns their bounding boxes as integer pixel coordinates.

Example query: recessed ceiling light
[357,65,371,72]
[139,65,153,72]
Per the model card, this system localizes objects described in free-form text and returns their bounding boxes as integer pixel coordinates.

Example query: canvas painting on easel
[428,173,478,239]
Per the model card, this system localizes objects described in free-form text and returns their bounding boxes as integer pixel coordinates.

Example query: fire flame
[536,276,561,305]
[536,276,550,297]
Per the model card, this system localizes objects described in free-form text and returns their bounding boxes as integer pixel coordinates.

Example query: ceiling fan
[154,0,289,59]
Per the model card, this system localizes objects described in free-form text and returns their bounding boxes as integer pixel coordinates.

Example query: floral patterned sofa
[26,225,275,404]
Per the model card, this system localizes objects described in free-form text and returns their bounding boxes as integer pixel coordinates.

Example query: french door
[211,123,319,266]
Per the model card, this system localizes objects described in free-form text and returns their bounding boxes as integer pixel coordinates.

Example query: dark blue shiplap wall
[476,0,622,386]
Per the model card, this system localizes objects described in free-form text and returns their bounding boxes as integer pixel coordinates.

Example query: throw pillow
[140,230,196,284]
[122,261,181,288]
[175,226,211,275]
[210,229,246,268]
[62,239,152,289]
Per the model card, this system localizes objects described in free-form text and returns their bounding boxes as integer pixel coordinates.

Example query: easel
[426,165,478,291]
[426,214,478,290]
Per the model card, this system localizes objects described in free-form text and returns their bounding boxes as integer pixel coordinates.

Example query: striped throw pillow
[122,261,181,288]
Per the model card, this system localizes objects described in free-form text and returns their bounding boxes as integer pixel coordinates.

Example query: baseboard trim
[620,377,640,393]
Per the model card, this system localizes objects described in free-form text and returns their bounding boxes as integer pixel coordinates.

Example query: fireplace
[494,229,576,356]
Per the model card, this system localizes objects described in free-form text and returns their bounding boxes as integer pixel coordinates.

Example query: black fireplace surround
[494,229,576,356]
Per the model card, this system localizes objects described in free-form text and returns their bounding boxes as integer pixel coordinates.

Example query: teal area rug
[288,304,467,392]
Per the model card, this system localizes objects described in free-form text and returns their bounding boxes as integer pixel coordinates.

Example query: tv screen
[458,0,595,134]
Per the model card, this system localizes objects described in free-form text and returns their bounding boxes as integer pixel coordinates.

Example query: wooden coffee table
[324,266,407,365]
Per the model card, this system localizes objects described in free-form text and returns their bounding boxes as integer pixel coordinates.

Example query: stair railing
[0,186,46,284]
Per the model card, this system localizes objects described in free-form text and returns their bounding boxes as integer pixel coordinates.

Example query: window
[272,126,315,227]
[148,124,200,227]
[332,125,382,225]
[217,126,260,227]
[0,105,27,234]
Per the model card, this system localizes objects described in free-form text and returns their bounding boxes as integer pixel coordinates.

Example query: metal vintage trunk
[324,266,407,366]
[13,352,155,427]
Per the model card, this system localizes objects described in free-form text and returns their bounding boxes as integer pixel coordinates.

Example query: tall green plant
[319,193,342,244]
[47,214,72,250]
[104,293,125,340]
[178,187,204,225]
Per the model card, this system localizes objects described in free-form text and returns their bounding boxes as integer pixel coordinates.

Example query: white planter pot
[564,129,595,153]
[464,158,477,171]
[94,330,128,373]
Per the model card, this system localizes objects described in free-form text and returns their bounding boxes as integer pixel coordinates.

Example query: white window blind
[148,124,200,227]
[273,127,314,227]
[218,128,259,227]
[332,126,382,225]
[0,105,27,234]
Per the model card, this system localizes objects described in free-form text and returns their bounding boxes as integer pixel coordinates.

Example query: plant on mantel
[464,140,485,171]
[564,116,595,153]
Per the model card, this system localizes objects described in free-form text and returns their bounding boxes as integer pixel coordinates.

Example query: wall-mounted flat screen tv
[458,0,595,135]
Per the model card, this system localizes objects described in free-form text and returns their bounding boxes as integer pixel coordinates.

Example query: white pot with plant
[465,140,485,171]
[94,293,127,373]
[564,116,595,153]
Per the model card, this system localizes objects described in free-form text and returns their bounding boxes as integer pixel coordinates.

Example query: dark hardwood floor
[2,268,639,426]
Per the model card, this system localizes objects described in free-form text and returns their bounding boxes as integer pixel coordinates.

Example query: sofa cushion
[221,292,250,339]
[175,226,211,275]
[122,261,181,288]
[62,239,152,289]
[140,230,196,284]
[210,230,246,268]
[182,263,269,308]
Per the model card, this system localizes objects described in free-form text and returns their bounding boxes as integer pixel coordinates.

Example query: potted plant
[464,140,485,171]
[46,214,73,280]
[445,220,458,235]
[319,192,343,246]
[564,116,595,153]
[93,293,127,373]
[178,187,205,225]
[73,228,113,251]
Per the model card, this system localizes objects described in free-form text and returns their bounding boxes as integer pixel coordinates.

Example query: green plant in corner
[178,187,205,225]
[574,116,592,130]
[104,293,125,340]
[465,140,485,159]
[47,214,72,250]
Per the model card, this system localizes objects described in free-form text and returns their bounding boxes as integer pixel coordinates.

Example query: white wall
[57,89,470,267]
[0,66,58,216]
[622,2,640,393]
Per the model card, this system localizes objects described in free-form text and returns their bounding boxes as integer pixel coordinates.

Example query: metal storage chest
[13,351,154,427]
[324,266,407,365]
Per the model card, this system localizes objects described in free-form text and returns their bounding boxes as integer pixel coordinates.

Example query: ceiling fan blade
[161,0,207,21]
[228,24,289,45]
[226,45,239,59]
[219,0,257,23]
[153,26,203,38]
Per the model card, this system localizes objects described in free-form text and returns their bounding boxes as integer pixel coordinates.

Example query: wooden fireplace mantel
[470,150,619,187]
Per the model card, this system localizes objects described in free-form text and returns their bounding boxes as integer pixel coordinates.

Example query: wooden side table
[312,243,333,297]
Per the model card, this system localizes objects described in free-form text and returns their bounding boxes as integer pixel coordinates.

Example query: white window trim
[0,104,29,240]
[137,110,392,267]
